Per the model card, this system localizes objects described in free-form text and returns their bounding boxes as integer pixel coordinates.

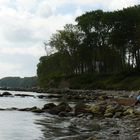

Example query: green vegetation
[37,5,140,90]
[0,77,37,88]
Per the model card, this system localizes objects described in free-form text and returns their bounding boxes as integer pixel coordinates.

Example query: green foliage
[37,5,140,89]
[0,77,37,88]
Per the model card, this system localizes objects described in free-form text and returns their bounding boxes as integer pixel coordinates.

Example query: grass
[44,71,140,90]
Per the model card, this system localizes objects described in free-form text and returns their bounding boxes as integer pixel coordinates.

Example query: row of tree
[37,5,140,87]
[0,77,37,88]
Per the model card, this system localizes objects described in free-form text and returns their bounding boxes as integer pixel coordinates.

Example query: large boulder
[44,102,72,115]
[42,103,57,110]
[87,102,106,116]
[56,102,72,112]
[88,105,101,114]
[104,103,124,118]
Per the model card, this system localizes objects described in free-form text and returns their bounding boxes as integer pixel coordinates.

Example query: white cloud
[0,0,139,78]
[0,0,9,5]
[108,0,139,10]
[37,1,53,18]
[49,0,139,11]
[0,45,45,57]
[0,62,22,77]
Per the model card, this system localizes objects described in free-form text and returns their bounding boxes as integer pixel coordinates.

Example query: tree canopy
[37,5,140,88]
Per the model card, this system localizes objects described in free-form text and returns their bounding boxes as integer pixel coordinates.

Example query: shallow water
[0,90,84,140]
[0,111,44,140]
[0,90,57,108]
[0,90,59,140]
[0,90,138,140]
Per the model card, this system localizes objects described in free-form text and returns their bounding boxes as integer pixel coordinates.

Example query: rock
[123,108,134,116]
[103,103,122,118]
[6,107,18,111]
[2,92,12,96]
[98,95,108,100]
[47,108,58,115]
[47,95,62,98]
[114,112,123,118]
[58,111,68,117]
[31,108,43,113]
[18,108,30,111]
[114,104,124,112]
[105,103,122,117]
[88,105,101,115]
[105,108,114,114]
[57,102,72,112]
[74,103,89,115]
[0,108,5,110]
[86,102,107,117]
[45,102,72,115]
[14,94,34,98]
[134,107,140,115]
[37,95,47,99]
[112,130,120,134]
[91,123,101,131]
[19,106,37,111]
[43,103,57,110]
[104,112,113,118]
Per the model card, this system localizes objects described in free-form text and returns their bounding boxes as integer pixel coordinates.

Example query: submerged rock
[31,108,44,113]
[37,95,47,99]
[14,94,34,98]
[47,94,62,98]
[18,106,38,111]
[1,92,12,96]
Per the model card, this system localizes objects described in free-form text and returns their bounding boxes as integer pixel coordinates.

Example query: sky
[0,0,139,78]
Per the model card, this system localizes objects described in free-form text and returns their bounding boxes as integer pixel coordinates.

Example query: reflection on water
[0,111,44,140]
[0,90,95,140]
[0,91,137,140]
[36,114,78,140]
[35,113,97,140]
[0,90,87,140]
[0,90,58,109]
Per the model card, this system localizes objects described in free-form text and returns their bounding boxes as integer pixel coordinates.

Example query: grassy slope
[49,71,140,90]
[70,74,140,90]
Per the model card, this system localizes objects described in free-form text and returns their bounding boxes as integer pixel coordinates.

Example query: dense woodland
[0,77,37,88]
[37,5,140,88]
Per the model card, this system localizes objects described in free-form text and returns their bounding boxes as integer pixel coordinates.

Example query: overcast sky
[0,0,139,78]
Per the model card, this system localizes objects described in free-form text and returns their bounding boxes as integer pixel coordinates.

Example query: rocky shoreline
[1,90,140,139]
[1,90,140,119]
